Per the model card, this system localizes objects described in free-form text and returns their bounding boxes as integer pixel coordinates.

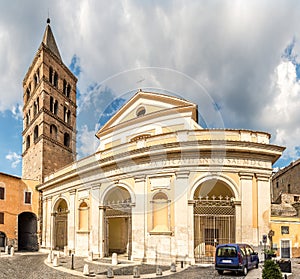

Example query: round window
[136,106,146,117]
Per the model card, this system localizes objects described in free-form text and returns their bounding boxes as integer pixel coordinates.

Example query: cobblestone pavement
[0,252,299,279]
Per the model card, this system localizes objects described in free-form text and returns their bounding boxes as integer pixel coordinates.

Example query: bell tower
[22,19,77,182]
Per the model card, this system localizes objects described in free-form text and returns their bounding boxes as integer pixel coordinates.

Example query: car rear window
[217,246,237,257]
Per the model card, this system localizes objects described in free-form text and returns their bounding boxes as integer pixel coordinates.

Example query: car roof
[216,243,251,248]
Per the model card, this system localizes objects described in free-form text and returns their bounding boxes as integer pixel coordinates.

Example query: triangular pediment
[96,90,197,138]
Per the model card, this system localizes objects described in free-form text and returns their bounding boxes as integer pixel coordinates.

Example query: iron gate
[104,199,132,258]
[194,197,235,263]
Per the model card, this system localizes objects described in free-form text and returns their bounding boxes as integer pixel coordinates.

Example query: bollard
[156,266,162,276]
[111,253,118,265]
[4,246,8,255]
[133,266,140,278]
[71,253,75,270]
[181,261,184,268]
[47,252,52,263]
[107,267,114,278]
[83,264,89,276]
[64,246,68,257]
[53,255,59,267]
[10,247,14,256]
[170,262,176,272]
[88,251,93,261]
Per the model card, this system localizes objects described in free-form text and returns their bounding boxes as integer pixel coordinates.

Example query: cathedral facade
[23,21,285,264]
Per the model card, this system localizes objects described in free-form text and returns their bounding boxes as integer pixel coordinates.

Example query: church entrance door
[53,199,68,250]
[103,186,132,259]
[193,179,236,263]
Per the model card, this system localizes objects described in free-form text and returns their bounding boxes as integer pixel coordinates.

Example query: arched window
[63,79,67,95]
[66,84,71,98]
[36,68,40,84]
[151,192,170,233]
[26,135,30,150]
[26,88,30,102]
[49,67,53,84]
[36,97,39,112]
[50,96,54,113]
[64,133,70,147]
[50,124,58,140]
[53,71,58,88]
[64,107,71,124]
[34,74,38,88]
[34,125,39,142]
[54,100,58,115]
[50,97,58,115]
[78,201,89,231]
[33,100,38,116]
[26,113,30,127]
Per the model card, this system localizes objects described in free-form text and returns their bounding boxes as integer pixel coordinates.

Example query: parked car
[215,243,259,275]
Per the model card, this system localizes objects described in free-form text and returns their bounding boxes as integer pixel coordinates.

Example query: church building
[23,20,285,264]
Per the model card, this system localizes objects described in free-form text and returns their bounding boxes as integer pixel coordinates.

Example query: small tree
[262,259,282,279]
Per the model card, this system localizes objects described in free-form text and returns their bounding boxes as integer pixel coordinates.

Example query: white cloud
[261,60,300,160]
[77,124,99,158]
[11,104,23,120]
[5,151,21,169]
[1,1,300,167]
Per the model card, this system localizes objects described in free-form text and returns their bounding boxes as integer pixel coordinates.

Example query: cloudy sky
[1,0,300,176]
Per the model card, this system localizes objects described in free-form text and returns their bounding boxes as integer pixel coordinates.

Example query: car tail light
[238,251,243,264]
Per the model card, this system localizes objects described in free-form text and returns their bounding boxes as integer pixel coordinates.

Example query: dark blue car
[215,243,259,275]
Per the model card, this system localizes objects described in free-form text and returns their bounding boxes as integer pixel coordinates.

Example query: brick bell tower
[22,19,77,182]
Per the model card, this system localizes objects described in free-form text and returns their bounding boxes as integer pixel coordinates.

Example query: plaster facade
[37,90,284,264]
[0,173,39,251]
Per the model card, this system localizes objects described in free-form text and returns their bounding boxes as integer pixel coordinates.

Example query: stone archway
[18,212,38,251]
[53,199,68,250]
[103,186,132,258]
[0,231,7,251]
[193,179,236,263]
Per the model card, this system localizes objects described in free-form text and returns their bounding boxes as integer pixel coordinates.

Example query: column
[256,173,272,246]
[174,171,190,262]
[131,175,146,261]
[239,172,255,243]
[68,189,76,252]
[90,184,101,253]
[98,206,105,258]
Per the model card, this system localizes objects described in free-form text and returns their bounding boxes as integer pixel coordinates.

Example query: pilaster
[256,173,271,244]
[174,171,190,261]
[90,184,101,253]
[239,172,255,243]
[131,175,146,261]
[68,189,76,251]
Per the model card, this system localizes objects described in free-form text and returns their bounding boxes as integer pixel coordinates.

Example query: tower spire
[41,18,62,60]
